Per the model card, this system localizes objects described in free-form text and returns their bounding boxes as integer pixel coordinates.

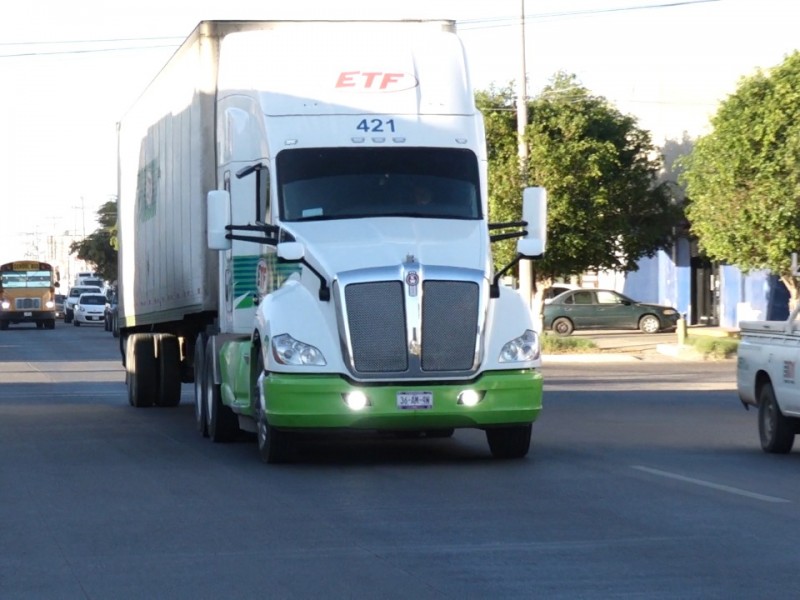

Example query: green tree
[69,199,118,282]
[681,51,800,308]
[479,74,680,293]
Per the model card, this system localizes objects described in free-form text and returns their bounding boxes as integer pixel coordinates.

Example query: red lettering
[335,71,417,92]
[380,73,403,89]
[336,71,358,88]
[359,72,381,88]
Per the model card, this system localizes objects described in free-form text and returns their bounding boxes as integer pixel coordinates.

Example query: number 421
[356,118,396,133]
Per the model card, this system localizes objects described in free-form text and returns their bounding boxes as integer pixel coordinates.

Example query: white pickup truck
[737,306,800,453]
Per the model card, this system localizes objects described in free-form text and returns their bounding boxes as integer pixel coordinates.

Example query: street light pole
[516,0,528,174]
[516,0,533,312]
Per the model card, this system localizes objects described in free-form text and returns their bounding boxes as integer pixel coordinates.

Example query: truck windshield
[277,147,481,222]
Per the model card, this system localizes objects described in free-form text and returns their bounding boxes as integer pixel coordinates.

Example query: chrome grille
[342,275,482,376]
[345,281,407,373]
[15,298,41,310]
[421,281,479,371]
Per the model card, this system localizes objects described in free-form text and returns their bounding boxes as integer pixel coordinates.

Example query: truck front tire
[758,382,795,454]
[486,424,532,459]
[205,348,238,442]
[193,333,208,437]
[253,347,292,464]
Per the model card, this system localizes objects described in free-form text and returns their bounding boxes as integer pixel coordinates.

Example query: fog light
[457,390,483,407]
[343,391,369,411]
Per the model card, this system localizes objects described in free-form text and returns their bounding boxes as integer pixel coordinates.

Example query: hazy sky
[0,0,796,256]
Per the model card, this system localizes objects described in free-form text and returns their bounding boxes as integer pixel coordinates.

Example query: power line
[0,44,179,58]
[458,0,719,30]
[0,1,720,59]
[0,36,184,47]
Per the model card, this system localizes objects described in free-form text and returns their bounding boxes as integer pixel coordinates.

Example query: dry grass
[541,334,599,354]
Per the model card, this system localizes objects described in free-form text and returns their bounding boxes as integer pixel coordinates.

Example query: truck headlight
[271,333,327,366]
[0,301,9,310]
[45,301,55,309]
[499,329,540,363]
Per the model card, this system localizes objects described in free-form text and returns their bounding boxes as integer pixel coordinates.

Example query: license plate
[24,312,32,317]
[396,391,433,410]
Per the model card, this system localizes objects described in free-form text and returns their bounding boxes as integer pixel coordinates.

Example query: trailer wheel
[205,347,238,442]
[758,382,795,454]
[486,424,532,459]
[193,333,208,437]
[126,333,157,408]
[253,348,292,464]
[154,333,181,407]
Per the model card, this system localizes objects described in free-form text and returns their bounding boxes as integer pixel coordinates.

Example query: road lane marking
[632,465,791,503]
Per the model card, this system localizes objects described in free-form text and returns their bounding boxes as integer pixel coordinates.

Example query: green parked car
[543,289,680,336]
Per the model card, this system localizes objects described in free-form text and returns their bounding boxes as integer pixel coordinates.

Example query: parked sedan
[543,289,680,336]
[73,293,107,326]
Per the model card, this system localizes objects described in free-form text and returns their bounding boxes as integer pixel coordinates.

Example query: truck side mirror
[277,242,305,262]
[207,190,232,251]
[517,187,547,258]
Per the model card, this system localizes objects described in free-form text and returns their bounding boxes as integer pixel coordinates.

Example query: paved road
[2,320,798,599]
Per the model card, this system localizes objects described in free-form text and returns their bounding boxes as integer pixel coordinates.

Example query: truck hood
[284,218,489,277]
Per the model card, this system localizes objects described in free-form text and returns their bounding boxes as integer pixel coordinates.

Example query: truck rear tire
[155,333,181,407]
[758,382,795,454]
[205,348,238,442]
[194,333,209,437]
[486,424,532,459]
[127,333,157,408]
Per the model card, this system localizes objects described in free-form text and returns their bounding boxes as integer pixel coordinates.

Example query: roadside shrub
[685,335,739,359]
[541,333,598,354]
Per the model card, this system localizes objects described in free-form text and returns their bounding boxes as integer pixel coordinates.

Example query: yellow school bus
[0,260,60,330]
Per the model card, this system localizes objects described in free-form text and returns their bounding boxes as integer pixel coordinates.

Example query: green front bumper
[260,370,543,430]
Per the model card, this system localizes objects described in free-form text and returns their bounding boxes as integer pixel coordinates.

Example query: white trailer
[117,20,547,462]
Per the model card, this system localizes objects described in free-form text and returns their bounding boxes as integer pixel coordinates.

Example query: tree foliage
[69,199,118,282]
[680,51,800,305]
[478,73,680,289]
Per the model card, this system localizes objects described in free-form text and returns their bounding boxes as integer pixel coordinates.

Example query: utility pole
[516,0,533,312]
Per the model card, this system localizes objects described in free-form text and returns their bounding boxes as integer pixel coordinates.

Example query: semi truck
[116,20,547,463]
